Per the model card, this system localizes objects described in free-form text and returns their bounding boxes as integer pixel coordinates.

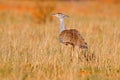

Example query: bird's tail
[81,42,88,50]
[80,43,96,61]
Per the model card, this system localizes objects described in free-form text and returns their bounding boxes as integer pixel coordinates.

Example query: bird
[52,13,88,50]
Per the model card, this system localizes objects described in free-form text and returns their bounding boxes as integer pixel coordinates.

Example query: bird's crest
[52,13,69,19]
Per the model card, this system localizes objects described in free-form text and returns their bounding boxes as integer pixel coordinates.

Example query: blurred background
[0,1,120,80]
[0,0,119,23]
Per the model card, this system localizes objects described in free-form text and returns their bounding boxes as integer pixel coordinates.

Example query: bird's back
[59,29,88,49]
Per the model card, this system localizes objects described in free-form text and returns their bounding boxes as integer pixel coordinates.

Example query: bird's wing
[59,29,85,43]
[69,29,85,41]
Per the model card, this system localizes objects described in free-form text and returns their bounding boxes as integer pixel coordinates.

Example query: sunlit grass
[0,11,120,80]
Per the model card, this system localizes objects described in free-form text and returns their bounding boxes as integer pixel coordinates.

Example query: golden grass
[0,11,120,80]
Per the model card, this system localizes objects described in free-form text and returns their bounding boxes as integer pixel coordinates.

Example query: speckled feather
[59,29,88,49]
[52,13,88,49]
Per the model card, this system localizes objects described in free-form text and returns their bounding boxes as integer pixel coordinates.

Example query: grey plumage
[52,13,88,50]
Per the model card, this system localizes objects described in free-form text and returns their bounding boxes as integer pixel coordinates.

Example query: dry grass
[0,10,120,80]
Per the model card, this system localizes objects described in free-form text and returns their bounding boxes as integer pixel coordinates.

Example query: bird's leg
[72,45,75,51]
[70,45,74,62]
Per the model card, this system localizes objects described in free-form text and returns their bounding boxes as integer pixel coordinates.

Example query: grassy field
[0,2,120,80]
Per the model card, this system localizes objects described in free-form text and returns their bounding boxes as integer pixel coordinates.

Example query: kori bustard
[52,13,88,50]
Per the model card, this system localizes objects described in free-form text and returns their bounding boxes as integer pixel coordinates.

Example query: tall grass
[0,11,120,80]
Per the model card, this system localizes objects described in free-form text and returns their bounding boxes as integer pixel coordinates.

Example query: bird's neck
[59,19,66,33]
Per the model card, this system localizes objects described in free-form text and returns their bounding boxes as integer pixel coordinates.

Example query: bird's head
[52,13,69,19]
